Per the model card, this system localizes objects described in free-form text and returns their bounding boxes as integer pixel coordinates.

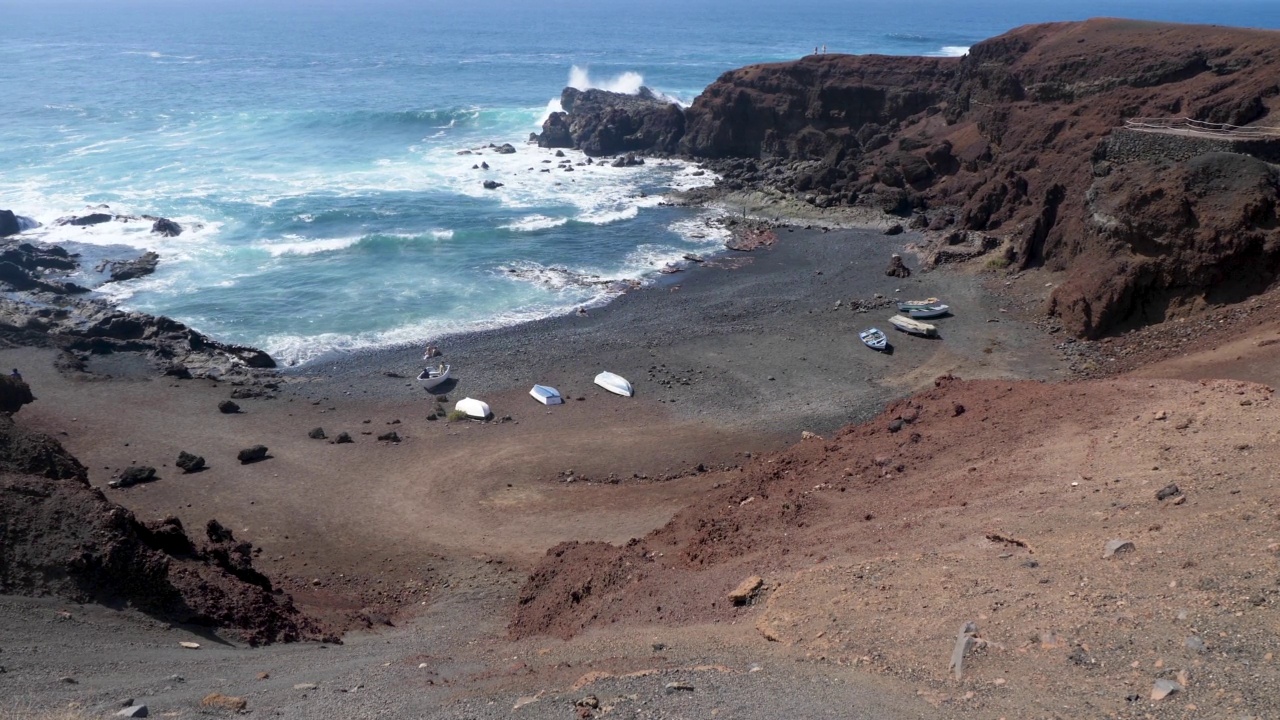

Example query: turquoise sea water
[4,0,1280,364]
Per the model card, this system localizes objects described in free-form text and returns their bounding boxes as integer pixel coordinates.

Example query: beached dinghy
[889,315,938,337]
[594,371,633,397]
[896,297,940,311]
[417,364,451,390]
[900,303,950,319]
[859,327,889,351]
[529,384,563,405]
[455,397,491,419]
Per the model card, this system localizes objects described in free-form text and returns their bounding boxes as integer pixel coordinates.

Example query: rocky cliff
[677,19,1280,337]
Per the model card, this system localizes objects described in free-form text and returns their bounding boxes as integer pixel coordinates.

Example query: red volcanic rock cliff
[681,19,1280,337]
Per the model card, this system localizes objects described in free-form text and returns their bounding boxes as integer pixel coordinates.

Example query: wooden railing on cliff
[1124,117,1280,139]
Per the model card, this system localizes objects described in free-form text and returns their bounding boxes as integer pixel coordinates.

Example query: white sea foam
[430,229,454,240]
[501,214,568,232]
[262,300,597,367]
[256,235,363,257]
[931,46,970,57]
[567,66,646,95]
[577,205,639,225]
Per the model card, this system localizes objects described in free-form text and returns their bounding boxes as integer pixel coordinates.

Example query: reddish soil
[512,372,1280,716]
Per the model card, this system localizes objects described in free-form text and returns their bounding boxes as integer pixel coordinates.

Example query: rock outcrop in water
[536,87,685,157]
[672,19,1280,337]
[0,238,276,378]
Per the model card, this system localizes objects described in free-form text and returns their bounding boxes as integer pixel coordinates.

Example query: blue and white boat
[529,384,563,405]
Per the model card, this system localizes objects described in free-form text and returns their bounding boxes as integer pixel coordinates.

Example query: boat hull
[530,384,563,405]
[594,371,633,397]
[417,365,451,390]
[888,315,937,337]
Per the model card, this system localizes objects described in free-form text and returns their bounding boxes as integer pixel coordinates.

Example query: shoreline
[282,222,1067,435]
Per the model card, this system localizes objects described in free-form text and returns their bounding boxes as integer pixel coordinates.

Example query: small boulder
[1155,483,1181,501]
[116,706,148,718]
[151,218,182,237]
[218,400,241,414]
[175,451,205,473]
[884,254,911,278]
[237,445,269,464]
[333,432,354,444]
[113,466,157,488]
[377,431,401,443]
[1103,539,1135,559]
[482,180,504,190]
[727,575,764,606]
[883,223,904,236]
[888,418,905,433]
[308,427,327,439]
[494,143,516,154]
[1150,679,1182,701]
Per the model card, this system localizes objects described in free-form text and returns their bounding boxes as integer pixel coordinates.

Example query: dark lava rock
[0,414,318,645]
[104,251,160,283]
[483,180,504,190]
[494,143,516,154]
[163,363,192,379]
[0,375,35,414]
[0,210,21,238]
[218,400,241,414]
[58,212,114,227]
[376,431,401,443]
[883,223,904,236]
[151,218,183,237]
[888,418,905,433]
[236,445,268,464]
[307,427,326,440]
[1155,483,1182,501]
[114,466,157,488]
[332,432,354,444]
[884,254,911,278]
[175,451,205,473]
[536,86,685,157]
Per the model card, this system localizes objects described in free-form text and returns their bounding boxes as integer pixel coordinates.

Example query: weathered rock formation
[0,415,319,644]
[0,210,40,238]
[675,19,1280,337]
[0,239,275,379]
[536,87,685,157]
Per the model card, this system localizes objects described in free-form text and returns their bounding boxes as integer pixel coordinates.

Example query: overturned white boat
[529,384,563,405]
[888,315,938,337]
[594,371,633,397]
[417,364,451,390]
[455,397,491,419]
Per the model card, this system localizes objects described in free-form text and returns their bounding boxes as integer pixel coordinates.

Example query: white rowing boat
[594,371,633,397]
[417,364,451,389]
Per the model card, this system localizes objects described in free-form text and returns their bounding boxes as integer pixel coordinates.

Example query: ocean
[5,0,1280,365]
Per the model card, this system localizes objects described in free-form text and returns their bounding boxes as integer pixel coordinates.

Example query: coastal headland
[3,17,1280,720]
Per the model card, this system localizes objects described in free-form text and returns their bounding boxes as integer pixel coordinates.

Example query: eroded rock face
[0,416,319,645]
[1049,152,1280,337]
[536,87,685,157]
[676,19,1280,336]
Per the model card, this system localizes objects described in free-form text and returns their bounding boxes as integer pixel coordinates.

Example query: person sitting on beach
[9,368,20,381]
[423,344,439,360]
